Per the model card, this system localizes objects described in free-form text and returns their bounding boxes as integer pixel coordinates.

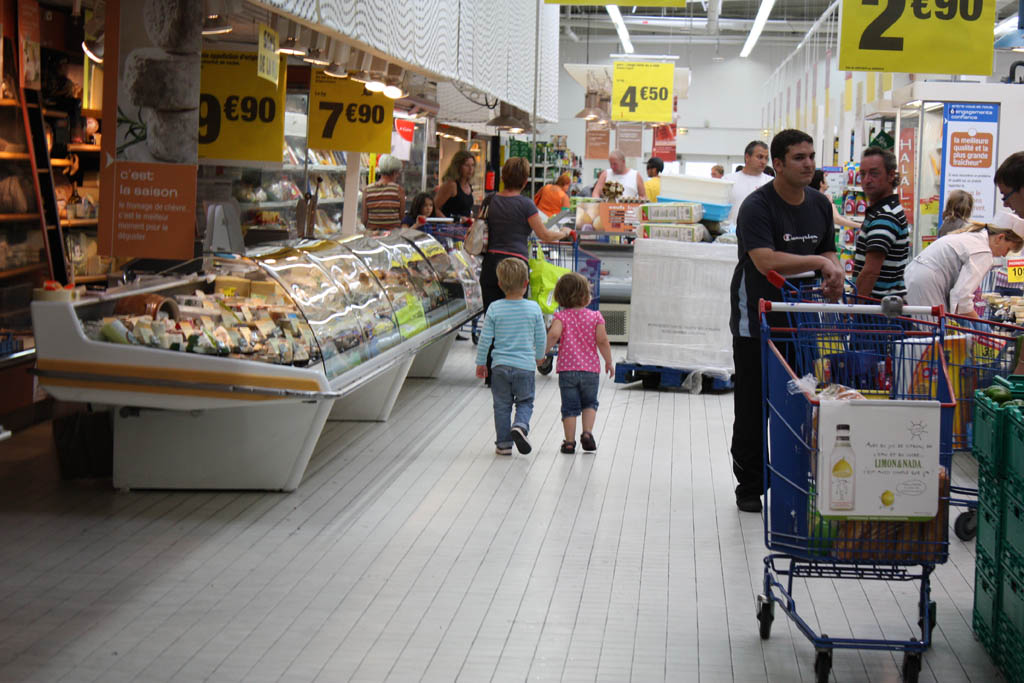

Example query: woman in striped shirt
[361,154,406,231]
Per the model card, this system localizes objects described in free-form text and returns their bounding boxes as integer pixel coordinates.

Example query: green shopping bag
[528,243,571,315]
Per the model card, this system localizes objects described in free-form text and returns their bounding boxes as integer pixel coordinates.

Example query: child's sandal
[560,440,576,454]
[580,431,597,452]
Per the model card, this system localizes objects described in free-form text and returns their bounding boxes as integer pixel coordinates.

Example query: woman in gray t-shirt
[478,157,570,382]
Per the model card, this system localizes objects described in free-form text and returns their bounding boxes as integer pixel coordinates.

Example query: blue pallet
[656,196,732,222]
[615,362,734,391]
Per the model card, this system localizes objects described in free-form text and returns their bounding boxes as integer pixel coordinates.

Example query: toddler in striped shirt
[475,258,547,456]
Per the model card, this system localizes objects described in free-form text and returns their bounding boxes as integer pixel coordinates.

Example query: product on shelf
[639,201,703,224]
[638,223,706,242]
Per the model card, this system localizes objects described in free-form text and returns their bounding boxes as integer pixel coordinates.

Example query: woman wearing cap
[644,156,664,200]
[904,219,1024,318]
[533,173,572,218]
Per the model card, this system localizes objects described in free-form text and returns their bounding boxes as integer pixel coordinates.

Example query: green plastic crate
[1002,555,1024,635]
[1007,406,1024,495]
[976,546,1002,640]
[1005,492,1024,570]
[974,391,1008,475]
[978,499,1002,564]
[998,613,1024,681]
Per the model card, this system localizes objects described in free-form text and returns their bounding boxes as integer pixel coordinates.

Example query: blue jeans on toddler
[558,371,600,419]
[491,365,535,448]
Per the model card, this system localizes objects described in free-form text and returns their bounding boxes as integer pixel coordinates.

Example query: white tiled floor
[0,341,1002,682]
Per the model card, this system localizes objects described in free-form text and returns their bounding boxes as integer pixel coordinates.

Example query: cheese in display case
[30,233,482,491]
[398,228,473,316]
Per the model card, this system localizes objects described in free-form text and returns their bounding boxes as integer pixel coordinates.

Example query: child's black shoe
[560,440,576,454]
[580,431,597,452]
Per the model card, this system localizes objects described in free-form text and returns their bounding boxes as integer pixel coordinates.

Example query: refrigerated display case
[31,231,481,491]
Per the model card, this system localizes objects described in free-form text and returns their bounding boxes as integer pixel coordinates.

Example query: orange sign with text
[106,162,198,258]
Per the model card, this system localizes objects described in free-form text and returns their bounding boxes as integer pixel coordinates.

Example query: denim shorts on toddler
[558,370,600,419]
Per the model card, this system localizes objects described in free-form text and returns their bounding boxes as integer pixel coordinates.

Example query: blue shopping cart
[757,297,955,683]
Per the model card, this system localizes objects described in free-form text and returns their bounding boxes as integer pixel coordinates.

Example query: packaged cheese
[639,202,704,224]
[639,223,706,242]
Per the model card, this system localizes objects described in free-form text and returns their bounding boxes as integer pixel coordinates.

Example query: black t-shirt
[729,182,836,338]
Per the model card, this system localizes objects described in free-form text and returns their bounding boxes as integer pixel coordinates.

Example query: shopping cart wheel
[813,642,832,683]
[538,356,554,375]
[756,595,774,640]
[954,510,978,541]
[901,652,921,682]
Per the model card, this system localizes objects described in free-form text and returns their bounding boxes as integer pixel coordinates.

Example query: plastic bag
[787,373,866,400]
[528,243,571,315]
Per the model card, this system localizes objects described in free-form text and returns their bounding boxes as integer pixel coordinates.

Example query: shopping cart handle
[766,270,786,288]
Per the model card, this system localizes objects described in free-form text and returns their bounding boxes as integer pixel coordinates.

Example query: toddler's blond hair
[496,257,529,293]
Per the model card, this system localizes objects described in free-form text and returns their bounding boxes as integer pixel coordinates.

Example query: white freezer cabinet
[31,230,483,491]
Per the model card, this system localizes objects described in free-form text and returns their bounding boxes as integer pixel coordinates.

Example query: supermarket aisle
[0,341,1001,682]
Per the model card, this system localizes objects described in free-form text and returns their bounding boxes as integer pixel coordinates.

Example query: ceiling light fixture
[323,42,349,78]
[486,101,530,132]
[277,21,306,56]
[574,91,604,121]
[202,13,233,35]
[606,5,634,54]
[740,0,777,58]
[82,33,104,63]
[303,33,330,66]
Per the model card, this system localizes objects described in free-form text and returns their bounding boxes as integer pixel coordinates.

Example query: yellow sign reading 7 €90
[840,0,995,75]
[612,62,674,123]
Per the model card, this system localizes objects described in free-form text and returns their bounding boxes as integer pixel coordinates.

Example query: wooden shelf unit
[0,262,46,281]
[67,144,101,153]
[0,152,31,160]
[63,218,99,228]
[0,213,42,223]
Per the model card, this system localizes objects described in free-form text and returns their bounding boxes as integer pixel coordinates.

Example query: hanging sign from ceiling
[839,0,995,75]
[308,71,394,153]
[611,62,674,123]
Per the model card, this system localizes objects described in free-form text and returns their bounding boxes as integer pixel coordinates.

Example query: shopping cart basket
[758,298,954,683]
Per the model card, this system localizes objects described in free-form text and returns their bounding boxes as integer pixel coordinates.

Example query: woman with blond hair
[434,150,476,219]
[936,189,974,237]
[533,173,572,218]
[905,219,1024,317]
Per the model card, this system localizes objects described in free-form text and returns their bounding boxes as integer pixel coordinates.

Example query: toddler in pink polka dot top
[543,272,614,454]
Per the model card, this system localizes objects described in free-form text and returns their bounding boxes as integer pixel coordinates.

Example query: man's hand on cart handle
[476,365,488,379]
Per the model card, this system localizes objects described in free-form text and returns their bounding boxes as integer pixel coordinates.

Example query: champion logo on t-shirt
[783,233,819,243]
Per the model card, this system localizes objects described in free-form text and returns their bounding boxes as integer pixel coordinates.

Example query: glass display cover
[337,234,428,339]
[398,228,469,316]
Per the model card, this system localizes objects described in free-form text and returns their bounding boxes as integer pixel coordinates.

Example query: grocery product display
[31,230,482,490]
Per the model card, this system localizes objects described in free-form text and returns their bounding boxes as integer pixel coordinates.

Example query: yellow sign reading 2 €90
[840,0,995,75]
[612,62,674,123]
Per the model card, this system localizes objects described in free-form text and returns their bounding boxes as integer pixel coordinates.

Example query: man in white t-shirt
[591,149,647,200]
[724,140,773,226]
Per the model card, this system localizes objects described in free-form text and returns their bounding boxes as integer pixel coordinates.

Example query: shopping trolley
[768,271,994,540]
[757,297,954,683]
[530,236,601,375]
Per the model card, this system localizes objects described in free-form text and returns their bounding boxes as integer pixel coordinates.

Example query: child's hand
[605,360,615,377]
[537,358,545,367]
[476,365,488,379]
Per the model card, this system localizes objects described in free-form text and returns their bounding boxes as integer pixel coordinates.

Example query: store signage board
[939,103,999,223]
[1009,258,1024,283]
[17,0,40,89]
[308,71,394,153]
[256,23,279,86]
[611,62,673,123]
[898,127,916,228]
[199,51,287,165]
[98,0,199,261]
[391,119,415,160]
[839,0,995,75]
[616,122,643,158]
[585,121,610,160]
[651,123,676,160]
[817,400,941,521]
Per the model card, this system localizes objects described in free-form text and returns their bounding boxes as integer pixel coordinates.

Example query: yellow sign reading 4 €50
[612,62,674,123]
[840,0,995,75]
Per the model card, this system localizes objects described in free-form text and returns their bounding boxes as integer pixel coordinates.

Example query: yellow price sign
[308,71,393,153]
[1009,258,1024,283]
[612,62,674,123]
[257,23,279,86]
[840,0,995,75]
[199,51,286,164]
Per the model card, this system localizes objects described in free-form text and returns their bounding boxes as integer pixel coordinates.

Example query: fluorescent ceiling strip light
[995,14,1019,35]
[608,53,678,60]
[606,5,634,54]
[740,0,777,58]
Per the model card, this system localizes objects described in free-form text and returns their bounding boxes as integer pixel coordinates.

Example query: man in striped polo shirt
[854,146,909,300]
